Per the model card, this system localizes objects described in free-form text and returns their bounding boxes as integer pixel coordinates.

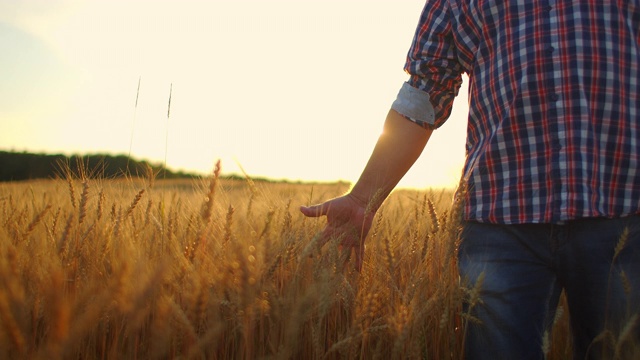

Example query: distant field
[0,170,575,359]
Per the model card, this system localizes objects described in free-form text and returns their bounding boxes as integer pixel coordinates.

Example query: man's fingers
[308,227,366,272]
[318,226,338,248]
[299,202,331,218]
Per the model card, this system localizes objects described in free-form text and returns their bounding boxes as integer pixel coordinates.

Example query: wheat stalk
[123,189,145,219]
[77,180,89,226]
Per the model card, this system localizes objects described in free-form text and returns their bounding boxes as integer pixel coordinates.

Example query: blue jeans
[459,215,640,359]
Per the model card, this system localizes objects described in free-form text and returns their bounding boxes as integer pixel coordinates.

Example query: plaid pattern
[401,0,640,224]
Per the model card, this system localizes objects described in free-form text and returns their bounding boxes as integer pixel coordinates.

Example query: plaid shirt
[392,0,640,224]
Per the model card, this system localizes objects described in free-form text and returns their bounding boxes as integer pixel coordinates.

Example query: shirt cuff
[391,82,436,126]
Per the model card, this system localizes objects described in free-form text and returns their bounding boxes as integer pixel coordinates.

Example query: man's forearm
[349,109,433,210]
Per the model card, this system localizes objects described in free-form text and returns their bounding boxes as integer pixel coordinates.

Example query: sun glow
[0,0,467,189]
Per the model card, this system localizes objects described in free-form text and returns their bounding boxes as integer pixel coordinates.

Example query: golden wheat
[0,170,604,359]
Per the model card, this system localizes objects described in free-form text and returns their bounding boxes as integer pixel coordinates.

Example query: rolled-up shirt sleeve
[391,82,436,126]
[393,0,464,129]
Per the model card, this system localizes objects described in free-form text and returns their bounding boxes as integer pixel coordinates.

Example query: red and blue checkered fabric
[402,0,640,224]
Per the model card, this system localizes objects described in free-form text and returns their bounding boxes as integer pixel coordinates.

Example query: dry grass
[0,166,589,359]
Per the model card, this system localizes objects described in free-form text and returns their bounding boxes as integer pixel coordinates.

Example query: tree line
[0,151,193,182]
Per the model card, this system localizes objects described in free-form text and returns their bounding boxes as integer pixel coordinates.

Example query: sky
[0,0,469,189]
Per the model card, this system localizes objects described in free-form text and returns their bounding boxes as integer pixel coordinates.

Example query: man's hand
[299,110,433,271]
[300,194,375,271]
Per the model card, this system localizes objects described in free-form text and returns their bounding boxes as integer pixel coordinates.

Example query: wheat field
[0,163,575,359]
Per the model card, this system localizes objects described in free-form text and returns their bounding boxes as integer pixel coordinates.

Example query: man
[300,1,640,359]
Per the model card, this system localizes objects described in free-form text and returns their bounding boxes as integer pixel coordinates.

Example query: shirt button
[549,93,559,101]
[545,6,553,12]
[546,46,555,54]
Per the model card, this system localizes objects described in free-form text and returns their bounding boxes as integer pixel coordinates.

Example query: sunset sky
[0,0,469,189]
